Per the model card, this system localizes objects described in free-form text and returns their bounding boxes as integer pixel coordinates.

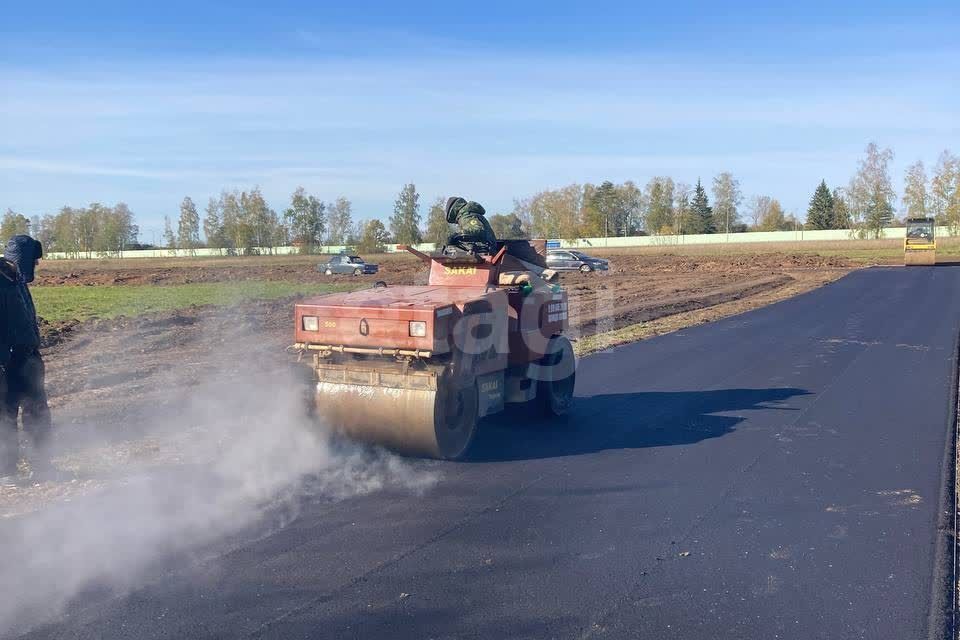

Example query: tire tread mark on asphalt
[576,327,884,640]
[247,472,550,638]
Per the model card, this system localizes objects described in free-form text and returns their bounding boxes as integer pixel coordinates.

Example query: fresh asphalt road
[20,267,960,639]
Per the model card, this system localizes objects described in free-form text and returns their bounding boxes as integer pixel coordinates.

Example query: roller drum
[314,377,478,460]
[904,250,935,266]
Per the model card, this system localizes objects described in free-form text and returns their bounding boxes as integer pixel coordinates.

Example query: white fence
[558,226,957,249]
[43,226,952,260]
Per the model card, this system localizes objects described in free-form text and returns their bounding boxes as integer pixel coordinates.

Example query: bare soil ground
[36,255,334,287]
[35,249,854,287]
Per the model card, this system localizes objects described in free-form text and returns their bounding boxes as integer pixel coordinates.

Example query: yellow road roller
[904,217,936,266]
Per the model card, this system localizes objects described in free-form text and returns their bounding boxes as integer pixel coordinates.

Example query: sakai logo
[444,266,477,276]
[479,379,501,393]
[359,318,369,336]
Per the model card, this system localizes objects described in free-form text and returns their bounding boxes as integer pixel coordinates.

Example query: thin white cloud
[0,157,189,179]
[0,157,365,183]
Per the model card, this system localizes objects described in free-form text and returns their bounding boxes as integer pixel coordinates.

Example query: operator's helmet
[445,196,466,224]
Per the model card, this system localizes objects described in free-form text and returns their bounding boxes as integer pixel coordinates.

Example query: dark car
[546,250,609,273]
[317,255,379,276]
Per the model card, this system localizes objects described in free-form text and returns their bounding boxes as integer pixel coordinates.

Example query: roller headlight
[302,316,319,331]
[409,320,427,337]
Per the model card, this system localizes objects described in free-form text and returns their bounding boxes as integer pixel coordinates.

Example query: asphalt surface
[15,266,960,639]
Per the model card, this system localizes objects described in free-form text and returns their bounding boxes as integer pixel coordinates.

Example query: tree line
[4,143,958,254]
[508,144,959,241]
[1,203,139,257]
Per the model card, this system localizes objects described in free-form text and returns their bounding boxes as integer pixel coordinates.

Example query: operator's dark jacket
[444,197,498,254]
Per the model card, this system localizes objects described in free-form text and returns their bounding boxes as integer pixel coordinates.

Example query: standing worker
[1,257,23,482]
[2,235,53,480]
[1,254,36,481]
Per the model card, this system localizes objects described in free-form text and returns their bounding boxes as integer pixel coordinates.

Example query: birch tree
[711,172,742,234]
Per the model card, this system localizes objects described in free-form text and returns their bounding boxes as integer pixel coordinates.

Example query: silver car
[317,255,379,276]
[546,250,609,273]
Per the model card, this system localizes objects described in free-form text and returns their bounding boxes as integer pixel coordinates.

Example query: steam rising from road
[0,366,438,635]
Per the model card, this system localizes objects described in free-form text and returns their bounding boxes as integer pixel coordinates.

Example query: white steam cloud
[0,365,438,636]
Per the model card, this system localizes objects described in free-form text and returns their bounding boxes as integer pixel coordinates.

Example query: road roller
[292,240,576,459]
[904,217,936,266]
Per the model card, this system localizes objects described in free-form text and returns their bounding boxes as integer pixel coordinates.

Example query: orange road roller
[292,240,576,459]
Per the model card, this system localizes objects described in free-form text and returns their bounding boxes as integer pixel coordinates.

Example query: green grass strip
[32,281,360,322]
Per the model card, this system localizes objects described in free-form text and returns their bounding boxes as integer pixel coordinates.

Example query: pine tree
[806,180,835,230]
[688,180,715,234]
[389,183,422,245]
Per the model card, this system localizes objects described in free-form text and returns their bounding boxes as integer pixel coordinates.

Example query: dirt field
[36,250,852,428]
[33,245,872,288]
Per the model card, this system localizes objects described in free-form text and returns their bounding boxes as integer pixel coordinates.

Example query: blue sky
[1,1,958,241]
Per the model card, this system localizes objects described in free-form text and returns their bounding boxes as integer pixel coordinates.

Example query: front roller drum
[904,249,935,266]
[314,378,479,460]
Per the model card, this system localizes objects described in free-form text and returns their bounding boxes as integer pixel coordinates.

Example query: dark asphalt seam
[925,326,958,640]
[247,472,550,638]
[577,334,884,640]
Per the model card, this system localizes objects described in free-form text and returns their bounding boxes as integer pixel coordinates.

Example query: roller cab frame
[293,240,576,459]
[904,217,936,266]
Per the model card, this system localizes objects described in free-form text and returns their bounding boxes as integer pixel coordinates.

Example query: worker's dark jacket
[0,258,37,360]
[1,256,44,472]
[1,237,50,471]
[447,201,498,253]
[3,235,40,329]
